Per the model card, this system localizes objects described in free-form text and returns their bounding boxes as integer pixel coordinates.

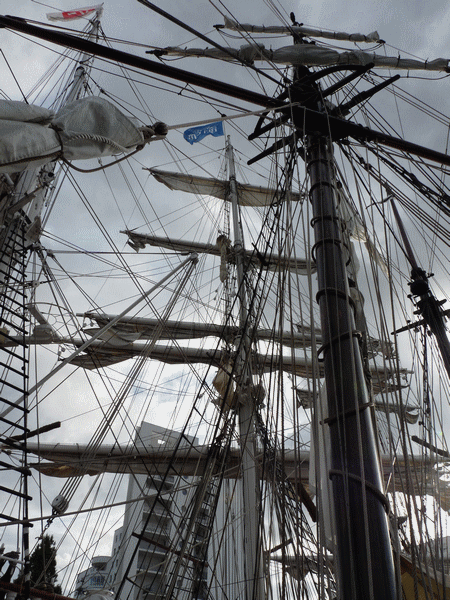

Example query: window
[89,575,105,588]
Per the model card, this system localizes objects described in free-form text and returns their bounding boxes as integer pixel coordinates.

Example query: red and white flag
[46,4,103,21]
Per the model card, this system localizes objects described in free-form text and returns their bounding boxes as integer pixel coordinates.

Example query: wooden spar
[265,47,397,597]
[412,435,450,459]
[1,15,450,166]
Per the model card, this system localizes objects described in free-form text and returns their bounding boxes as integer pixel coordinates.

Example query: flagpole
[167,104,298,131]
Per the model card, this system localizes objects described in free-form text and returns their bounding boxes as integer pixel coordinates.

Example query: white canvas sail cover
[223,16,380,43]
[150,169,303,206]
[81,312,319,348]
[64,340,408,396]
[123,230,314,274]
[25,442,450,514]
[25,442,310,480]
[0,97,147,173]
[161,44,450,73]
[271,46,449,72]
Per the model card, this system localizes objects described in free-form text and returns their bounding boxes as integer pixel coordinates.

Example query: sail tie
[315,286,355,307]
[329,469,390,514]
[216,234,232,282]
[321,400,374,426]
[316,329,361,361]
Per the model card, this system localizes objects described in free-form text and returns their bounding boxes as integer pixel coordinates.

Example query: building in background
[111,422,199,600]
[74,421,244,600]
[74,555,112,598]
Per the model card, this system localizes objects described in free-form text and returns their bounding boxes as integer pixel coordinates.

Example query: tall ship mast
[1,2,450,600]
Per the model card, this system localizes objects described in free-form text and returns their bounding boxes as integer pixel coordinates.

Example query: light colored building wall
[75,421,244,600]
[112,422,197,600]
[74,556,112,598]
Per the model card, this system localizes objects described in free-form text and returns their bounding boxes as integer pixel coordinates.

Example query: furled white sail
[0,97,163,173]
[223,16,380,43]
[81,312,321,348]
[149,168,303,206]
[26,443,310,479]
[68,343,325,375]
[26,443,450,513]
[64,341,406,394]
[1,314,320,349]
[160,44,450,72]
[123,231,314,274]
[0,318,405,395]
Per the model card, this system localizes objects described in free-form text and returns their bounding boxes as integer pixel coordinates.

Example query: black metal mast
[286,62,397,597]
[306,133,396,598]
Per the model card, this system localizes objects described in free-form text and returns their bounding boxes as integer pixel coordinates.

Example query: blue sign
[183,121,224,144]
